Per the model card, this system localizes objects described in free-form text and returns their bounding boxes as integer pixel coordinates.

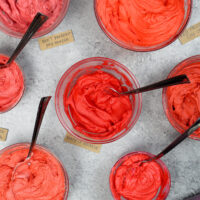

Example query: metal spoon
[27,96,51,158]
[139,118,200,165]
[0,12,48,69]
[108,74,190,96]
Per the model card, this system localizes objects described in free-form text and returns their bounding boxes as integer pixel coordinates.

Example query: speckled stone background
[0,1,200,200]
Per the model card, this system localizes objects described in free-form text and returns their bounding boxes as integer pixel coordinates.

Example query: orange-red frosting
[0,0,63,33]
[64,70,133,140]
[0,145,66,200]
[110,153,169,200]
[96,0,185,47]
[166,63,200,137]
[0,54,24,112]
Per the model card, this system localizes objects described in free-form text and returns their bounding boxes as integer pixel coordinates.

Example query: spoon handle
[7,13,48,65]
[27,96,51,158]
[154,118,200,160]
[185,193,200,200]
[123,74,190,95]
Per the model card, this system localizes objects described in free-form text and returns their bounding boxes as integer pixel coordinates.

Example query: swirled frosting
[0,0,63,33]
[110,153,169,200]
[166,63,200,137]
[64,70,133,140]
[96,0,185,47]
[0,54,24,112]
[0,145,66,200]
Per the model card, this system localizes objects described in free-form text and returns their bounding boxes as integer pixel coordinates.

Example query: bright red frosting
[110,153,169,200]
[166,63,200,137]
[0,0,63,33]
[64,70,133,140]
[0,145,66,200]
[96,0,185,47]
[0,54,24,112]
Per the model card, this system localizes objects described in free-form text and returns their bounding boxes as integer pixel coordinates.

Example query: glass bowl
[0,143,69,199]
[55,57,142,144]
[94,0,192,52]
[0,54,25,113]
[0,0,70,38]
[110,151,171,200]
[163,55,200,140]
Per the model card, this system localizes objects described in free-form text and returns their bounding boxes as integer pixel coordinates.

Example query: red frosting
[64,70,133,140]
[0,0,63,33]
[0,54,24,112]
[110,153,170,200]
[96,0,185,47]
[166,63,200,137]
[0,145,66,200]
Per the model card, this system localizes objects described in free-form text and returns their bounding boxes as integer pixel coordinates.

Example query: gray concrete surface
[0,0,200,199]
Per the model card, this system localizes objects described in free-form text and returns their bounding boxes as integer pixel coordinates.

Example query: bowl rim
[94,0,192,52]
[0,53,25,113]
[55,57,142,144]
[0,142,69,199]
[109,151,171,200]
[0,0,71,38]
[162,54,200,141]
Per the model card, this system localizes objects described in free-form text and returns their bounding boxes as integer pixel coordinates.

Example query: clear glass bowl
[162,55,200,141]
[55,57,142,144]
[0,54,25,113]
[0,0,70,38]
[0,143,69,199]
[94,0,192,52]
[110,151,171,200]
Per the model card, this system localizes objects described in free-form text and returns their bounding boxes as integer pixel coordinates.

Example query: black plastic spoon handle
[7,13,48,65]
[185,193,200,200]
[0,13,48,69]
[152,118,200,161]
[123,74,190,95]
[27,96,51,158]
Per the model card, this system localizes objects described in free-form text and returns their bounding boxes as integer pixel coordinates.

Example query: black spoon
[140,118,200,165]
[27,96,51,158]
[0,12,48,69]
[108,74,190,96]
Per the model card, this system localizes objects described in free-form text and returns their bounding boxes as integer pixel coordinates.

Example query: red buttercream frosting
[0,54,24,112]
[64,70,133,140]
[0,145,66,200]
[110,153,169,200]
[96,0,185,47]
[166,63,200,137]
[0,0,63,33]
